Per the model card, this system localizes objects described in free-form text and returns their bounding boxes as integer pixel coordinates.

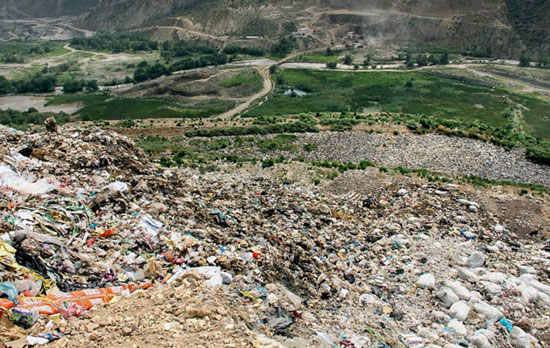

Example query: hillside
[74,0,548,58]
[0,0,547,58]
[0,0,98,19]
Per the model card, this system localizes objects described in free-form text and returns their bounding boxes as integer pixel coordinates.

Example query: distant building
[245,36,261,40]
[347,31,355,39]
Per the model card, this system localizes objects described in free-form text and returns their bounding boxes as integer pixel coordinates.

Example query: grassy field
[46,93,235,120]
[246,69,550,138]
[219,69,262,88]
[0,40,69,63]
[293,54,340,64]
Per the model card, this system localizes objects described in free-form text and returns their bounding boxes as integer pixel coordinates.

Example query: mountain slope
[0,0,98,19]
[1,0,548,58]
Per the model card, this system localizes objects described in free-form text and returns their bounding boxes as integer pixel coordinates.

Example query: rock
[448,319,468,335]
[359,293,377,306]
[397,189,408,196]
[122,326,133,336]
[44,117,58,133]
[416,273,436,289]
[185,305,212,318]
[450,301,470,321]
[467,252,486,268]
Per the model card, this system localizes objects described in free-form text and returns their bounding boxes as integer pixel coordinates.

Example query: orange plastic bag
[0,298,14,310]
[14,283,153,315]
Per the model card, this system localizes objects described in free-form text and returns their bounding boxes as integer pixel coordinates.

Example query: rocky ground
[0,123,549,348]
[212,132,550,187]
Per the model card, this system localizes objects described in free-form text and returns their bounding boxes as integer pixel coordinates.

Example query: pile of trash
[0,122,549,347]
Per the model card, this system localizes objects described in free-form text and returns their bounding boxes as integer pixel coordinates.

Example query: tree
[63,79,84,94]
[343,54,353,65]
[0,76,13,95]
[405,52,415,67]
[86,80,99,91]
[325,47,333,56]
[363,56,371,66]
[416,54,428,67]
[519,54,530,67]
[326,62,338,69]
[538,57,549,69]
[269,65,278,74]
[439,52,449,65]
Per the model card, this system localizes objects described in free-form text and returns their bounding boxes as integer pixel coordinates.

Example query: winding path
[217,67,273,120]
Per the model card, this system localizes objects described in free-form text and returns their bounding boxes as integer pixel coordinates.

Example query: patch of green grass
[257,134,298,152]
[247,69,517,129]
[294,54,340,64]
[46,93,234,120]
[509,94,550,139]
[185,121,319,137]
[219,70,262,88]
[135,135,185,155]
[0,40,68,63]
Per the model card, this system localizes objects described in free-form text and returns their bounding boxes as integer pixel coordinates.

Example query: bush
[303,143,318,152]
[343,55,353,65]
[63,79,85,94]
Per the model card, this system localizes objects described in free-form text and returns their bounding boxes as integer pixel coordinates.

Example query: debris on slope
[0,124,549,348]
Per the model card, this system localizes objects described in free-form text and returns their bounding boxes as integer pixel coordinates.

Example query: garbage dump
[0,124,548,347]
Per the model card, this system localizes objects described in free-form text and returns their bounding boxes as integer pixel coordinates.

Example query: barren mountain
[0,0,98,19]
[1,0,548,58]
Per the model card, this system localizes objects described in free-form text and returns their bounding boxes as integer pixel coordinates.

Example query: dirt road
[217,67,273,119]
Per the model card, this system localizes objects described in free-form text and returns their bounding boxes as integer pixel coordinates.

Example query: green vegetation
[0,108,72,130]
[519,54,530,67]
[246,69,547,132]
[0,40,68,63]
[222,46,265,57]
[136,133,547,194]
[294,54,339,64]
[219,70,262,89]
[70,32,158,53]
[257,134,298,152]
[160,40,217,59]
[134,61,171,83]
[343,55,353,65]
[0,75,56,94]
[270,36,297,58]
[185,121,319,137]
[46,93,234,121]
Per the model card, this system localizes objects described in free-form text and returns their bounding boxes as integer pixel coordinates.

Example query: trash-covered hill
[0,121,549,348]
